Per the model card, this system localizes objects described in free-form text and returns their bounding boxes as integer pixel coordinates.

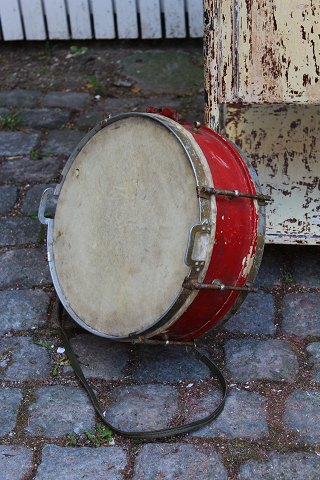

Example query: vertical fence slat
[162,0,186,38]
[90,0,115,39]
[67,0,92,39]
[186,0,203,38]
[19,0,46,39]
[114,0,138,39]
[43,0,69,39]
[139,0,161,39]
[0,0,24,40]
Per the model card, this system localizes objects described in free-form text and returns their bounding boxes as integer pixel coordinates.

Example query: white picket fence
[0,0,203,41]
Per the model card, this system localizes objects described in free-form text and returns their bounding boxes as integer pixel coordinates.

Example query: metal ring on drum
[39,112,266,342]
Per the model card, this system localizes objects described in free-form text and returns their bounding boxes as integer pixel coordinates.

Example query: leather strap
[58,302,228,440]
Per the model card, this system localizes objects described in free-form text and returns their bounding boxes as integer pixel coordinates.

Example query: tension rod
[197,186,271,204]
[183,280,258,293]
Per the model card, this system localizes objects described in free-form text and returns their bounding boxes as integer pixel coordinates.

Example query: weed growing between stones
[1,111,21,130]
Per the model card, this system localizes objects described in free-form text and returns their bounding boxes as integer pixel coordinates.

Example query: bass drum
[39,112,266,342]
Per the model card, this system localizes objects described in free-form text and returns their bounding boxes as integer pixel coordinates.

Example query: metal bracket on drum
[185,221,211,272]
[197,186,271,205]
[183,279,258,293]
[38,188,57,225]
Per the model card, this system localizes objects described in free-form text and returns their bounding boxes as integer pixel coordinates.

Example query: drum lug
[185,221,211,272]
[197,186,271,205]
[182,279,258,293]
[38,188,57,224]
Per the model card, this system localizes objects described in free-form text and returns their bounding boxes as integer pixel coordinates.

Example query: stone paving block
[0,337,51,381]
[0,289,49,332]
[284,390,320,445]
[282,293,320,337]
[306,342,320,384]
[238,452,320,480]
[291,246,320,288]
[43,92,90,110]
[0,445,33,480]
[0,90,42,108]
[254,245,283,288]
[0,107,9,118]
[0,157,61,183]
[105,385,179,432]
[0,131,39,156]
[225,339,298,383]
[0,248,51,288]
[134,345,210,382]
[26,386,95,437]
[133,444,227,480]
[42,130,83,155]
[0,217,41,246]
[22,184,56,215]
[67,334,129,380]
[191,390,268,439]
[0,388,22,436]
[35,445,127,480]
[75,110,105,130]
[0,185,17,214]
[20,109,70,129]
[224,292,275,335]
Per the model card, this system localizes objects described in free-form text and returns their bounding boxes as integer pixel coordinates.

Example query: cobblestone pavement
[0,43,320,479]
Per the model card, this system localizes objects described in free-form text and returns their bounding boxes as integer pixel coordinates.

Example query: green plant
[34,340,54,351]
[66,434,78,446]
[84,423,114,446]
[282,271,294,285]
[1,111,21,130]
[51,356,70,377]
[69,45,89,55]
[30,148,40,160]
[85,74,103,94]
[27,213,38,220]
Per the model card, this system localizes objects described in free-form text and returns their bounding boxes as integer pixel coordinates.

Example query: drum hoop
[46,113,216,340]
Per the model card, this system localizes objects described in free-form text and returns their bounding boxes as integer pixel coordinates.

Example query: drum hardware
[182,279,258,293]
[193,121,201,131]
[184,220,211,271]
[197,186,271,205]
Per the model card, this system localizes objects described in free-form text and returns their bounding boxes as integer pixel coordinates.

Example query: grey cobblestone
[253,246,283,287]
[306,342,320,384]
[26,386,95,437]
[0,131,39,156]
[133,444,227,480]
[0,90,42,108]
[35,445,127,480]
[0,289,50,332]
[0,217,41,246]
[291,246,320,287]
[0,445,33,480]
[76,110,105,130]
[191,390,268,439]
[0,248,51,288]
[0,186,17,214]
[284,390,320,445]
[0,157,61,182]
[224,339,298,382]
[0,388,22,436]
[42,130,83,156]
[43,92,90,110]
[105,385,179,432]
[0,107,9,118]
[20,109,70,129]
[238,452,320,480]
[134,345,210,382]
[224,292,275,335]
[0,336,51,381]
[22,184,56,215]
[67,334,129,380]
[282,293,320,337]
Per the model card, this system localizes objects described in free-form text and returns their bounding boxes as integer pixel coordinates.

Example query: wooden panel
[139,0,161,39]
[227,104,320,245]
[91,0,115,39]
[186,0,203,37]
[205,0,320,106]
[162,0,186,38]
[67,0,92,39]
[19,0,46,39]
[0,0,24,40]
[114,0,138,39]
[43,0,69,39]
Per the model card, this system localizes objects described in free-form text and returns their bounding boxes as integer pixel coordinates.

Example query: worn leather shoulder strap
[58,302,228,440]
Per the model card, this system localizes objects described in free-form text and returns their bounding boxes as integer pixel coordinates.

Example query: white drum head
[52,115,210,337]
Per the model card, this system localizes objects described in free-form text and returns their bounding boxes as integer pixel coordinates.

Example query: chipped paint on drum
[226,104,320,245]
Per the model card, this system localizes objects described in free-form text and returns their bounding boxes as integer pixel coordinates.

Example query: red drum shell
[162,123,264,341]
